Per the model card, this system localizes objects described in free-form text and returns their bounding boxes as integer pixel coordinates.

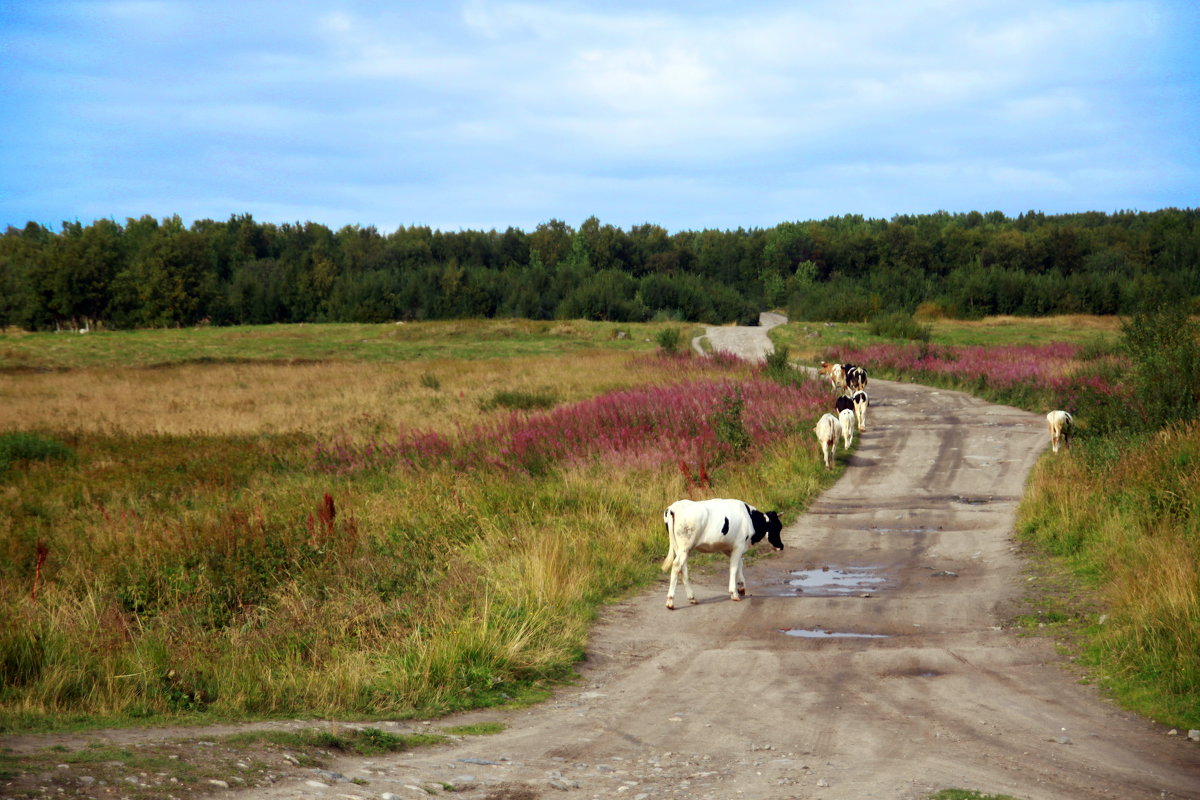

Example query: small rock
[207,779,230,789]
[313,768,349,782]
[1056,736,1073,745]
[931,570,958,578]
[306,779,331,788]
[1188,730,1200,742]
[459,757,500,765]
[816,777,830,787]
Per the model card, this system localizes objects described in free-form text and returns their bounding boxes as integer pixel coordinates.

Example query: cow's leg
[682,559,697,605]
[666,555,680,610]
[733,553,747,598]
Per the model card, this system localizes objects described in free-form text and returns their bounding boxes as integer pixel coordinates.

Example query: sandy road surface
[8,318,1198,799]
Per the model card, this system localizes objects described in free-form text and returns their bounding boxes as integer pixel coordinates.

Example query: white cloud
[0,0,1194,231]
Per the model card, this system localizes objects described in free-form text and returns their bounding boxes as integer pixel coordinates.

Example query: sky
[2,0,1198,234]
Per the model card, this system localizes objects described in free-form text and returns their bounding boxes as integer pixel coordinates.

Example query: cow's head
[749,508,785,551]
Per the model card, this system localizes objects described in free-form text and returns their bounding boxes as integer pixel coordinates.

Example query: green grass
[224,726,448,754]
[771,315,1120,362]
[0,432,75,473]
[0,319,705,371]
[1017,423,1200,728]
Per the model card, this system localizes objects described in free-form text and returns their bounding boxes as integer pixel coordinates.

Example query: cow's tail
[661,508,677,572]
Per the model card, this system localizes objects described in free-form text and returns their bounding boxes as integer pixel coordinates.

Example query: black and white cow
[661,499,784,609]
[845,364,868,393]
[852,390,869,431]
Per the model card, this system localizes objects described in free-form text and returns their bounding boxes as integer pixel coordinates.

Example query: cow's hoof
[730,595,742,602]
[666,602,675,610]
[689,597,699,605]
[737,587,746,596]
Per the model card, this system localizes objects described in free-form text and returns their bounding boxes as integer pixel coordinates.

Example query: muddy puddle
[780,628,889,639]
[769,565,892,597]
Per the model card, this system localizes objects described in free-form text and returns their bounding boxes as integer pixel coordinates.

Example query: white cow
[839,407,857,449]
[852,390,869,431]
[1046,410,1074,453]
[661,498,784,609]
[814,412,841,470]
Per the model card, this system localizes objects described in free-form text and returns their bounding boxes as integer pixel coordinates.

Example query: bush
[709,389,751,455]
[655,327,683,353]
[868,311,931,342]
[1120,301,1200,431]
[764,344,804,387]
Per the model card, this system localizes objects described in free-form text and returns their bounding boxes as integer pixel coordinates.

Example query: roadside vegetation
[799,305,1200,729]
[0,321,838,733]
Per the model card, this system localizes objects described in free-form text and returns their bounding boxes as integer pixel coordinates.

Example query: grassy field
[3,313,1195,737]
[0,319,704,370]
[0,319,832,732]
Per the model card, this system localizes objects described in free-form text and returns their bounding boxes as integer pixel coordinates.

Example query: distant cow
[661,499,784,609]
[1046,410,1074,453]
[852,390,869,431]
[839,407,857,449]
[844,364,868,393]
[819,361,846,393]
[814,412,841,470]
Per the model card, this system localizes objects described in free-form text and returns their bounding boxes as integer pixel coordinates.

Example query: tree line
[1,208,1196,331]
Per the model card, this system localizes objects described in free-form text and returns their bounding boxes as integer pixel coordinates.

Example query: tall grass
[1019,423,1200,726]
[0,347,832,730]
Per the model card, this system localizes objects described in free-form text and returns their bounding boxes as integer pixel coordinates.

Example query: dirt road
[9,319,1199,799]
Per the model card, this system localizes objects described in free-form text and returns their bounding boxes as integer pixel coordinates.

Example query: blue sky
[2,0,1197,233]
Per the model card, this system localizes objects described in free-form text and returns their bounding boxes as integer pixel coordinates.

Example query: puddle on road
[786,565,889,597]
[780,628,890,639]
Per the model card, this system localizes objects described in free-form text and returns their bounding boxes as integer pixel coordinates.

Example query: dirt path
[8,319,1199,799]
[693,311,787,361]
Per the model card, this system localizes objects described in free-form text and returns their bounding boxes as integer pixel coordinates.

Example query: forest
[1,207,1198,331]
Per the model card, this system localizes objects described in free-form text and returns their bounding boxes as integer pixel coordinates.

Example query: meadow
[0,320,835,731]
[3,313,1196,735]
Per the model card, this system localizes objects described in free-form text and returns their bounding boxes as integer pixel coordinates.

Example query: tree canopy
[1,209,1196,330]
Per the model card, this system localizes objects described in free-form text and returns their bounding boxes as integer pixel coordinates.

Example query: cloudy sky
[2,0,1197,233]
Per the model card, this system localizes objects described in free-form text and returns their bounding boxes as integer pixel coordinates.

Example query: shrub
[868,311,931,342]
[763,344,804,388]
[1120,301,1200,432]
[655,327,682,354]
[708,388,752,455]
